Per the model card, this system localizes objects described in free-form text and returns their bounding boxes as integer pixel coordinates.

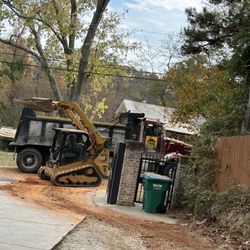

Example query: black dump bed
[11,108,73,147]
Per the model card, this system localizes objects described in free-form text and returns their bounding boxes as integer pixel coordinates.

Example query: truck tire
[16,148,43,173]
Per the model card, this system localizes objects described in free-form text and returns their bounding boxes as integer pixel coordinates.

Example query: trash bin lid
[143,172,172,182]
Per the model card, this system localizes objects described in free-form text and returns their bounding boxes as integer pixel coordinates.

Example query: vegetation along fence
[215,135,250,192]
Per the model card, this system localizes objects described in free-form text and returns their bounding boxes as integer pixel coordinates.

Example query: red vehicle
[162,137,191,156]
[119,112,192,156]
[142,119,191,156]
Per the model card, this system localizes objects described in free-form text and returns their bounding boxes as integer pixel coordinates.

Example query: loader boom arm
[16,98,107,151]
[52,101,106,148]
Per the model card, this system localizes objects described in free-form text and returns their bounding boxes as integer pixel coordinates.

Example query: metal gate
[107,142,126,204]
[134,153,178,209]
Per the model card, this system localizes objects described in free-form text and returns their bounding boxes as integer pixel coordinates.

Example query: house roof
[115,99,201,135]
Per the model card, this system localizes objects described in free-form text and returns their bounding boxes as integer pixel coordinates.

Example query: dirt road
[0,167,220,250]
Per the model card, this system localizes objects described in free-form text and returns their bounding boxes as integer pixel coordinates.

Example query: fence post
[116,140,143,206]
[170,156,190,209]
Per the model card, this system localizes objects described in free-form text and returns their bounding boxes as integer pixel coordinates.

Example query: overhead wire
[0,59,168,82]
[119,27,179,36]
[0,51,167,76]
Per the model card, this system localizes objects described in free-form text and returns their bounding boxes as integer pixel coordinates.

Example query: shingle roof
[115,99,202,135]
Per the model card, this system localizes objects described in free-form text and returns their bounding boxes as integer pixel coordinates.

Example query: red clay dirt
[0,167,218,250]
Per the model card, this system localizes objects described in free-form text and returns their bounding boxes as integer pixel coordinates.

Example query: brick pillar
[171,156,190,209]
[116,140,143,206]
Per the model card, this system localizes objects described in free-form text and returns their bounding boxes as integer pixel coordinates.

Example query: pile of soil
[0,167,237,249]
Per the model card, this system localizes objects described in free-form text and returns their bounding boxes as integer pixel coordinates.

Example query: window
[45,122,59,140]
[145,124,160,136]
[29,121,42,137]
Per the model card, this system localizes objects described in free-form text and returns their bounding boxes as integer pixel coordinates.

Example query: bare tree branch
[69,0,77,52]
[0,37,41,63]
[10,26,25,43]
[31,28,62,100]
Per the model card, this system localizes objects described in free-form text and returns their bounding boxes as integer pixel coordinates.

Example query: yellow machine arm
[16,98,107,152]
[52,101,106,149]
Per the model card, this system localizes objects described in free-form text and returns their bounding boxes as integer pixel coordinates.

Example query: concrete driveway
[0,191,77,250]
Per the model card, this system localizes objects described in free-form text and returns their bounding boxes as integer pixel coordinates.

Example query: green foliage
[182,132,218,218]
[0,43,55,127]
[0,42,28,83]
[184,181,250,220]
[171,56,246,217]
[182,0,249,56]
[211,185,250,218]
[182,107,246,216]
[184,184,216,218]
[182,115,247,218]
[0,150,15,166]
[182,0,250,130]
[0,59,26,82]
[229,25,250,82]
[168,56,245,126]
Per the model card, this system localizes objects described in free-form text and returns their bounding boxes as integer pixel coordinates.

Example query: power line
[135,29,178,36]
[128,41,167,49]
[120,27,179,36]
[0,59,168,82]
[0,51,166,75]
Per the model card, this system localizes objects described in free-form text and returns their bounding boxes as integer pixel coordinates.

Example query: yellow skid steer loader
[18,98,110,187]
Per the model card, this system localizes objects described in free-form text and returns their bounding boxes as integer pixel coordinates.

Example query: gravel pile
[54,217,147,250]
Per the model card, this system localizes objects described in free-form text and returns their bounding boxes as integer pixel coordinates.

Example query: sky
[109,0,204,71]
[110,0,203,33]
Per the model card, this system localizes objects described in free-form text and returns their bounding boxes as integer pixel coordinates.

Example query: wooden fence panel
[215,135,250,192]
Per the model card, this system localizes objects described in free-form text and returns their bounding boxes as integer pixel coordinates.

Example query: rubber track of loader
[38,166,49,180]
[50,165,102,187]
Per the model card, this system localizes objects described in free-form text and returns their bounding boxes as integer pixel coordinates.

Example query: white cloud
[109,0,204,70]
[140,17,166,27]
[118,0,203,35]
[124,0,203,12]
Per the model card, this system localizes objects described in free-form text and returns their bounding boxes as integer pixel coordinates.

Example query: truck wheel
[17,148,42,173]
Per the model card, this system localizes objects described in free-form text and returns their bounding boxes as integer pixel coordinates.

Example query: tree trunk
[241,85,250,132]
[31,29,62,101]
[70,0,109,101]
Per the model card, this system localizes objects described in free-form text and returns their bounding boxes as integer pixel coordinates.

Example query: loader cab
[143,120,164,153]
[49,128,90,166]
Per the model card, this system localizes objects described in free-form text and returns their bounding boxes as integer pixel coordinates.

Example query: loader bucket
[15,97,53,112]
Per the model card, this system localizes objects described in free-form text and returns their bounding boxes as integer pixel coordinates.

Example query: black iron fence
[134,153,178,209]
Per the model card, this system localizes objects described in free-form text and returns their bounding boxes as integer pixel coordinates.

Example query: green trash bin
[143,172,172,213]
